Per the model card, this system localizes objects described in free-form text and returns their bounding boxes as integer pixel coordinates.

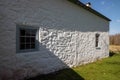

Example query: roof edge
[68,0,111,21]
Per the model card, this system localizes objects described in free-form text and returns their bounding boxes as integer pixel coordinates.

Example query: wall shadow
[25,69,84,80]
[24,42,84,80]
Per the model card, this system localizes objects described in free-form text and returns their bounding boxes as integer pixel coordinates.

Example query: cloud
[116,20,120,23]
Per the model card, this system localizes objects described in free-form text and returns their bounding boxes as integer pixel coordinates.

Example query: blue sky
[80,0,120,34]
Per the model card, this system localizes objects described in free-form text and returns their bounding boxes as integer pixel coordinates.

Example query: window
[95,33,100,47]
[17,25,39,53]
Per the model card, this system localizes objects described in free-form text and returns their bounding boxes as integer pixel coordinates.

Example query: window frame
[16,25,39,53]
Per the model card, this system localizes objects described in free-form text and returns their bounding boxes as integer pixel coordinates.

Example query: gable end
[68,0,111,21]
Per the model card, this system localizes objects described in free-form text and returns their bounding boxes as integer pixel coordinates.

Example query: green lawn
[26,53,120,80]
[74,53,120,80]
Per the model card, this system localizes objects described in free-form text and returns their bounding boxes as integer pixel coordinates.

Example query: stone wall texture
[0,0,109,80]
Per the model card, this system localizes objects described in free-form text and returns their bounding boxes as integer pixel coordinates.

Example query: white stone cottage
[0,0,110,79]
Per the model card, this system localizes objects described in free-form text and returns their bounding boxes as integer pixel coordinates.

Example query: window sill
[96,47,101,50]
[17,49,39,53]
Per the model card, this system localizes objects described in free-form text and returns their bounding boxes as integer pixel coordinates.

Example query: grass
[74,53,120,80]
[26,52,120,80]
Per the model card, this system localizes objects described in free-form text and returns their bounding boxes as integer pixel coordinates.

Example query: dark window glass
[31,37,35,43]
[26,44,31,49]
[31,30,36,36]
[95,33,100,47]
[31,44,35,48]
[20,37,25,43]
[26,37,31,43]
[25,30,31,36]
[19,28,37,50]
[20,44,25,50]
[20,29,25,36]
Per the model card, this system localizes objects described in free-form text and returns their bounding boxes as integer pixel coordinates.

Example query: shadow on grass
[109,51,116,57]
[109,51,120,57]
[25,68,84,80]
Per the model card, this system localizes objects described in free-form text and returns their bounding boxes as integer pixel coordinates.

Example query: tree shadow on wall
[24,43,84,80]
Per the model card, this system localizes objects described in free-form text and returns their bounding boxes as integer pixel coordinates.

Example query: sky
[80,0,120,34]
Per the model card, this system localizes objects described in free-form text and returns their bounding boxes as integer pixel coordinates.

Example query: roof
[68,0,111,21]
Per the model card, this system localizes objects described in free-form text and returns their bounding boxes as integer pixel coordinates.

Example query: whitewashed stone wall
[39,28,109,67]
[0,0,109,80]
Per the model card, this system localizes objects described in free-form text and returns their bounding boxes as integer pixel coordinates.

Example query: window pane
[20,44,25,50]
[26,37,31,43]
[31,30,36,36]
[31,37,35,43]
[20,37,25,43]
[20,29,25,36]
[26,44,31,49]
[31,44,35,49]
[25,29,31,36]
